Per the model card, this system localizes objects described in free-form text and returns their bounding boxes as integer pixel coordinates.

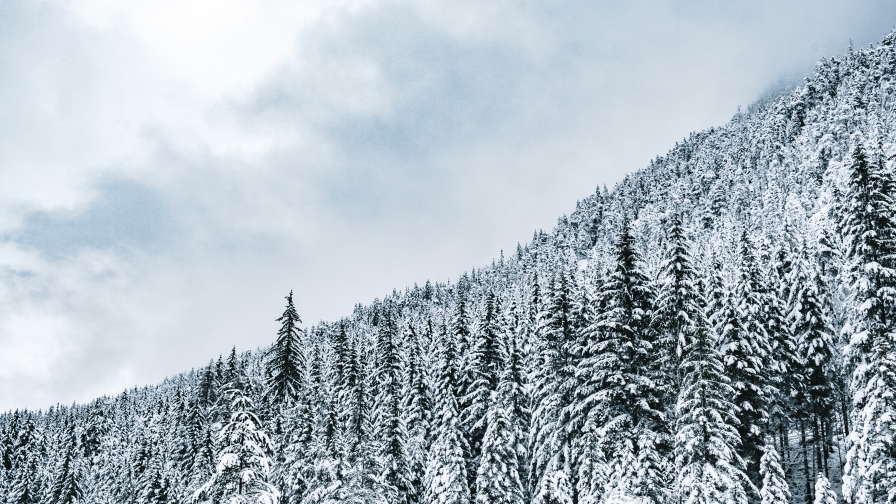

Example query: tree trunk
[800,419,811,504]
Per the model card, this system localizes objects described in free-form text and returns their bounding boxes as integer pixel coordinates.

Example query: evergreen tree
[788,248,836,484]
[266,292,305,407]
[759,444,790,504]
[473,326,527,504]
[48,422,82,504]
[332,322,363,466]
[839,141,896,504]
[401,322,432,504]
[587,221,669,503]
[373,310,410,503]
[193,388,279,504]
[8,414,40,504]
[462,289,502,482]
[530,267,578,498]
[720,233,776,481]
[813,473,837,504]
[671,226,751,504]
[654,214,702,395]
[423,325,470,504]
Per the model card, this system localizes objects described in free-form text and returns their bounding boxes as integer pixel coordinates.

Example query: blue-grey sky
[1,0,894,411]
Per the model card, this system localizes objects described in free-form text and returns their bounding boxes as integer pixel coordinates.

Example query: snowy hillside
[4,27,896,504]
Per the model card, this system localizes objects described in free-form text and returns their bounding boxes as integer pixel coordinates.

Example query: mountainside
[4,28,896,504]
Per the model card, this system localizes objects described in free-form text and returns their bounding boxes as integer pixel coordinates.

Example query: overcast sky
[1,0,894,411]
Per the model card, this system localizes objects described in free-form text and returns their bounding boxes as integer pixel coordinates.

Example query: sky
[1,0,895,411]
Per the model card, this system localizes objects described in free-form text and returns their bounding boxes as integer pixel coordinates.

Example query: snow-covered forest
[5,27,896,504]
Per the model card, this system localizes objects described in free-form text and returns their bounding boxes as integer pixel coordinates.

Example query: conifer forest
[7,26,896,504]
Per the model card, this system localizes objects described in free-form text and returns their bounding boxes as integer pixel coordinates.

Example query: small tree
[193,389,279,504]
[759,444,790,504]
[813,473,836,504]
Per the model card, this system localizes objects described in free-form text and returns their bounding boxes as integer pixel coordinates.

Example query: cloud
[13,179,175,257]
[2,0,896,411]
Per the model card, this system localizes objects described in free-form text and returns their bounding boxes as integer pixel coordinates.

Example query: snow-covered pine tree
[462,289,501,485]
[48,421,82,504]
[473,323,527,504]
[401,322,432,504]
[720,233,776,481]
[193,387,279,504]
[654,213,701,396]
[840,139,896,504]
[372,309,411,503]
[672,223,751,504]
[423,324,470,504]
[332,322,363,467]
[530,266,579,500]
[675,313,751,504]
[8,413,40,504]
[814,473,837,504]
[266,291,305,408]
[759,444,790,504]
[588,220,669,504]
[788,246,837,485]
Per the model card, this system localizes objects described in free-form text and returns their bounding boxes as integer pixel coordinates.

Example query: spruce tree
[813,473,836,504]
[670,225,751,504]
[48,422,82,504]
[587,221,668,503]
[654,214,702,394]
[8,414,39,504]
[758,444,790,504]
[530,267,579,496]
[788,248,836,483]
[373,310,410,503]
[423,324,470,504]
[266,291,305,407]
[193,387,278,504]
[462,289,502,484]
[401,323,432,504]
[332,322,363,467]
[675,317,751,504]
[720,233,776,481]
[839,141,896,504]
[474,326,527,504]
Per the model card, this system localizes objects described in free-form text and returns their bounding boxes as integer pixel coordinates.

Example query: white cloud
[1,0,896,411]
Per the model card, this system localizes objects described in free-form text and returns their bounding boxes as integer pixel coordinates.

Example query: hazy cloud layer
[1,0,895,411]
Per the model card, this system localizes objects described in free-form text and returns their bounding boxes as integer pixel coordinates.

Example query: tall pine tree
[266,291,305,408]
[840,141,896,504]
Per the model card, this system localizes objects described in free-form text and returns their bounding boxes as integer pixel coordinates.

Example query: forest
[3,28,896,504]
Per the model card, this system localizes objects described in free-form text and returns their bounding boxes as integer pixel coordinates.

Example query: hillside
[4,28,896,504]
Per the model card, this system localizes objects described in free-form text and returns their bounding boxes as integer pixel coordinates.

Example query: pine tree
[373,310,411,503]
[266,291,305,407]
[193,388,279,504]
[8,414,40,504]
[401,322,432,504]
[530,267,579,497]
[720,233,776,481]
[423,324,470,504]
[813,473,837,504]
[654,214,702,395]
[671,225,751,504]
[332,322,363,467]
[462,289,502,482]
[48,422,82,504]
[586,221,668,503]
[759,444,790,504]
[474,326,527,504]
[788,248,836,486]
[839,141,896,504]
